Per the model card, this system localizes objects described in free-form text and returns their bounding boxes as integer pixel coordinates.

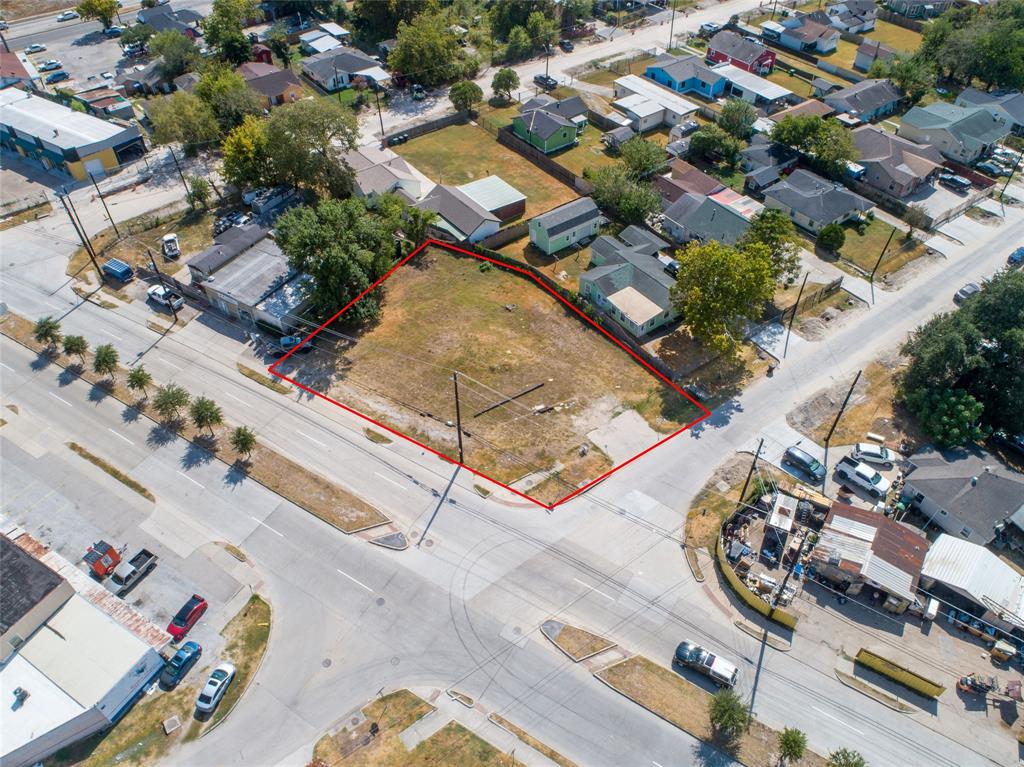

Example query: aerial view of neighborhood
[1,0,1023,765]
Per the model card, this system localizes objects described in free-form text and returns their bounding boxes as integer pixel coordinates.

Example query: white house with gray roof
[955,88,1024,136]
[416,185,499,243]
[301,48,390,91]
[897,102,1010,162]
[662,193,751,245]
[529,197,602,255]
[762,169,872,233]
[823,78,903,123]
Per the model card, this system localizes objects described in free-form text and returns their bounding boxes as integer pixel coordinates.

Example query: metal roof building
[710,63,793,107]
[457,176,527,223]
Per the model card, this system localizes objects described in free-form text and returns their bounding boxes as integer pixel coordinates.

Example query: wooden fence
[877,9,926,32]
[383,111,469,145]
[495,126,595,195]
[478,221,529,250]
[764,275,844,324]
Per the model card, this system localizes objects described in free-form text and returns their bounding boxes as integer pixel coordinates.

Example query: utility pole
[824,369,862,472]
[869,225,896,297]
[168,148,192,208]
[667,0,677,49]
[374,88,386,144]
[783,271,808,358]
[736,438,764,514]
[146,248,178,323]
[88,172,120,237]
[452,372,465,464]
[0,32,10,54]
[58,192,101,280]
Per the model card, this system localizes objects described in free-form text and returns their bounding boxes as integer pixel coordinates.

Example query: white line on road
[48,392,73,407]
[374,472,405,490]
[162,360,182,371]
[653,761,664,767]
[0,362,14,372]
[107,428,134,445]
[250,516,284,537]
[298,430,327,447]
[573,577,615,601]
[176,471,205,489]
[224,391,247,404]
[337,568,373,593]
[812,706,865,735]
[98,328,123,341]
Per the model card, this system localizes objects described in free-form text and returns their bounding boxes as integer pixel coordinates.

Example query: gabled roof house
[511,94,588,154]
[529,197,602,255]
[706,30,776,74]
[416,185,500,243]
[851,125,944,198]
[824,0,878,33]
[644,53,727,100]
[824,78,903,123]
[661,192,752,246]
[897,102,1010,163]
[956,88,1024,136]
[762,169,872,233]
[761,14,840,55]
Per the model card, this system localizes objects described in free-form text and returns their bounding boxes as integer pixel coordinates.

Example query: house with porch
[612,75,700,131]
[236,62,302,108]
[761,15,841,55]
[511,94,588,153]
[762,169,872,233]
[956,88,1024,136]
[302,49,390,92]
[824,78,903,123]
[851,125,944,198]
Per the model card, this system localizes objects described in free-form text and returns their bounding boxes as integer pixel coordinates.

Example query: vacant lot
[498,237,594,291]
[394,124,576,218]
[282,247,700,504]
[580,55,657,88]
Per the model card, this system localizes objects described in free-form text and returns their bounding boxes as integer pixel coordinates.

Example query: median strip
[66,442,155,502]
[541,619,615,662]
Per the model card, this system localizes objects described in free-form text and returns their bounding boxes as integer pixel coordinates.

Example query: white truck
[674,640,739,687]
[108,548,158,597]
[835,456,891,498]
[147,284,185,311]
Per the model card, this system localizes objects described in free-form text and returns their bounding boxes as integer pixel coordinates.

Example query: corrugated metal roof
[830,514,876,542]
[458,175,526,211]
[922,535,1024,622]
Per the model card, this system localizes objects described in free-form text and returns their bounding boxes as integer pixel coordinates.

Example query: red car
[167,594,208,641]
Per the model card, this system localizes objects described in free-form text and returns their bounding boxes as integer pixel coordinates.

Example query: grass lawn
[580,55,656,88]
[0,200,52,231]
[688,157,746,193]
[773,52,840,85]
[285,246,699,501]
[819,39,861,71]
[394,123,576,218]
[489,714,579,767]
[836,218,928,277]
[551,125,618,176]
[864,21,923,54]
[766,68,816,98]
[545,621,615,661]
[205,595,271,729]
[314,690,436,767]
[498,236,593,292]
[477,98,521,129]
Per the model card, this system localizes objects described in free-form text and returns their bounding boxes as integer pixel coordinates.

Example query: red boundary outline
[268,239,711,510]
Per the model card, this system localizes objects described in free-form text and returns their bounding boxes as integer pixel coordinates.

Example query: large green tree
[194,64,262,133]
[585,165,660,224]
[670,240,775,356]
[689,124,743,168]
[148,91,220,152]
[718,98,757,140]
[739,208,801,282]
[619,135,666,179]
[449,79,483,112]
[75,0,119,29]
[351,0,425,43]
[868,55,934,104]
[121,23,155,48]
[149,29,200,79]
[222,114,275,190]
[504,25,533,61]
[490,0,553,40]
[202,0,261,65]
[389,10,462,86]
[918,1,1024,89]
[771,115,858,179]
[265,22,291,67]
[265,98,358,197]
[817,223,846,253]
[526,10,557,52]
[491,67,519,102]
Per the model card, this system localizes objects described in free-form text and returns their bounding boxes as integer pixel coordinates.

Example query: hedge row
[715,537,798,631]
[855,649,945,699]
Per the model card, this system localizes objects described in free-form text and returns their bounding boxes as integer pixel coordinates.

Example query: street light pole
[168,148,192,208]
[374,88,386,144]
[58,192,101,280]
[452,372,465,464]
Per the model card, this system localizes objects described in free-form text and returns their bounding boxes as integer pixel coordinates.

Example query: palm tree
[778,727,807,765]
[230,425,257,458]
[709,688,749,743]
[92,343,119,381]
[127,365,154,398]
[152,383,190,422]
[827,748,867,767]
[189,396,223,436]
[33,316,62,350]
[62,335,88,365]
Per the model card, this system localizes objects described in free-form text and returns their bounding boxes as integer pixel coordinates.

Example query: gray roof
[664,193,750,245]
[618,225,669,255]
[812,77,839,93]
[957,87,1024,125]
[902,102,1013,152]
[649,53,725,87]
[245,69,301,100]
[416,184,498,240]
[532,197,600,237]
[763,169,872,224]
[518,95,588,140]
[708,30,768,65]
[745,165,782,188]
[202,234,298,307]
[603,125,636,145]
[136,5,202,34]
[189,224,271,278]
[0,535,65,634]
[302,48,380,80]
[851,125,943,186]
[906,444,1024,545]
[519,108,573,140]
[824,78,902,116]
[856,40,896,61]
[583,234,677,315]
[740,134,798,170]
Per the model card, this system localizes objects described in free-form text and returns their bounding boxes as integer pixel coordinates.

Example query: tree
[689,124,743,167]
[708,688,750,741]
[449,79,483,113]
[75,0,119,29]
[871,55,935,104]
[149,29,200,79]
[619,136,666,180]
[903,203,928,239]
[148,91,220,153]
[265,99,358,197]
[905,387,986,446]
[402,206,437,246]
[491,0,553,40]
[827,748,867,767]
[389,10,462,86]
[187,175,211,209]
[771,115,857,179]
[230,425,257,457]
[560,0,592,30]
[194,65,262,133]
[491,67,519,102]
[121,23,155,48]
[127,365,154,397]
[202,0,261,65]
[505,25,532,62]
[190,396,223,435]
[62,335,88,364]
[153,383,190,421]
[33,316,62,349]
[92,343,119,380]
[739,208,801,282]
[266,23,292,66]
[585,165,660,224]
[777,727,807,765]
[351,0,422,42]
[670,241,775,356]
[817,223,846,253]
[526,10,557,52]
[222,114,274,190]
[719,98,757,140]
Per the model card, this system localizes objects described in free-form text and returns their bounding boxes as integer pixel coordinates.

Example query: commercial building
[0,89,144,180]
[0,51,40,90]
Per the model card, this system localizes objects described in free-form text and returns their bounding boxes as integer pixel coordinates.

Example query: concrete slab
[587,409,660,464]
[750,321,804,359]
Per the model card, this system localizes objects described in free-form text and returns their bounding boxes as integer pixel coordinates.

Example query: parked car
[100,71,115,80]
[673,640,739,687]
[699,22,722,37]
[167,594,208,641]
[976,161,1009,177]
[161,232,180,259]
[939,173,971,192]
[56,10,79,21]
[104,26,124,37]
[851,442,896,470]
[147,284,185,311]
[559,38,574,52]
[278,335,313,352]
[45,71,70,84]
[411,84,426,100]
[196,663,236,713]
[533,73,558,91]
[782,445,826,483]
[108,548,158,597]
[993,430,1024,457]
[671,120,699,139]
[38,59,63,72]
[835,456,891,498]
[26,43,47,54]
[953,282,980,305]
[0,21,8,31]
[102,257,134,282]
[1009,247,1024,267]
[160,641,202,688]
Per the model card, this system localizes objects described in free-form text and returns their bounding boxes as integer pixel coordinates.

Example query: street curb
[683,544,705,583]
[539,620,616,663]
[833,668,914,714]
[734,619,791,652]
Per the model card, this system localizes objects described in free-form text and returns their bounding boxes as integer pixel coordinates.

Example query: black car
[994,431,1024,457]
[782,446,827,483]
[559,38,574,53]
[533,74,558,91]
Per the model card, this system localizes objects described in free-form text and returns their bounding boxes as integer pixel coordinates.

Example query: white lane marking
[812,706,865,735]
[98,328,123,341]
[251,515,284,537]
[224,391,247,404]
[48,392,73,407]
[163,360,183,371]
[298,430,326,447]
[176,470,205,489]
[337,568,373,593]
[107,428,134,445]
[653,762,665,767]
[374,472,405,490]
[572,577,615,601]
[0,361,14,372]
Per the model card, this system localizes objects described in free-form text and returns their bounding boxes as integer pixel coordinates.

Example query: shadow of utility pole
[416,465,461,548]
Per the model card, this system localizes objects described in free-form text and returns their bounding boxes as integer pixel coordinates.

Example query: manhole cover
[390,656,401,666]
[322,658,332,668]
[376,597,386,607]
[425,539,434,548]
[512,626,522,636]
[351,716,360,726]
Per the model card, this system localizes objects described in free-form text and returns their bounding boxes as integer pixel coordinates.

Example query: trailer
[83,540,122,579]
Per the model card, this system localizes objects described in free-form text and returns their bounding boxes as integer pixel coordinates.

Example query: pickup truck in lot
[147,284,185,311]
[673,639,739,688]
[108,548,158,596]
[835,456,891,498]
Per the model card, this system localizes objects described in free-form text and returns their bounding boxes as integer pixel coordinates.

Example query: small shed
[457,176,527,222]
[602,125,636,150]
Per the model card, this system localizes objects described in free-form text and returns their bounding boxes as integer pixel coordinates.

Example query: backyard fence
[495,126,595,195]
[383,111,468,145]
[478,221,529,250]
[763,275,844,325]
[877,9,926,32]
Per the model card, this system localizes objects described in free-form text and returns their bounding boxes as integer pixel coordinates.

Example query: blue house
[645,54,726,101]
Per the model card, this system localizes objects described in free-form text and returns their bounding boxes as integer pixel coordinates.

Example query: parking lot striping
[813,706,865,735]
[251,516,284,537]
[298,430,327,447]
[572,577,615,601]
[176,470,205,489]
[374,472,405,490]
[337,568,373,593]
[107,428,134,445]
[48,392,73,407]
[98,328,123,341]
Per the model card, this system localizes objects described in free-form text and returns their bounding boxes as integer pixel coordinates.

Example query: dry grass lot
[394,124,576,219]
[3,0,72,18]
[650,328,771,406]
[863,21,924,53]
[284,247,699,502]
[489,715,579,767]
[553,125,619,176]
[0,200,52,231]
[837,218,928,277]
[547,622,616,661]
[580,56,657,88]
[498,237,593,292]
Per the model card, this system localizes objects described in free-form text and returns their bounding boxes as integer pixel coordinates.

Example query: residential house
[644,53,727,100]
[189,226,312,332]
[887,0,953,18]
[236,61,303,108]
[71,84,134,120]
[0,51,40,90]
[172,71,200,93]
[299,29,342,55]
[612,75,699,131]
[761,15,841,55]
[812,77,840,98]
[528,197,602,255]
[251,43,273,65]
[710,63,793,112]
[824,78,903,123]
[824,0,877,33]
[901,444,1024,546]
[458,176,527,222]
[706,30,776,74]
[920,535,1024,635]
[851,125,944,198]
[956,87,1024,136]
[302,49,391,92]
[809,501,928,613]
[771,99,835,122]
[0,88,144,180]
[898,102,1010,163]
[117,61,170,95]
[342,144,434,202]
[854,40,897,73]
[762,169,872,233]
[511,94,588,153]
[416,185,500,243]
[654,159,725,203]
[580,227,677,338]
[740,133,799,173]
[318,22,350,43]
[135,4,203,38]
[661,191,753,245]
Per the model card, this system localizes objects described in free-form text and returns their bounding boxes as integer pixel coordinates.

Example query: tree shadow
[57,365,82,387]
[223,460,250,488]
[689,739,738,767]
[88,381,114,404]
[147,422,180,448]
[31,350,56,371]
[181,435,217,471]
[122,403,144,424]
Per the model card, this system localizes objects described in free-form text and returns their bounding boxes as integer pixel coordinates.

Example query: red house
[706,30,776,75]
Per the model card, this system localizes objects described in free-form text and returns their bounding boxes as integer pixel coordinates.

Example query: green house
[511,94,589,154]
[529,197,602,256]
